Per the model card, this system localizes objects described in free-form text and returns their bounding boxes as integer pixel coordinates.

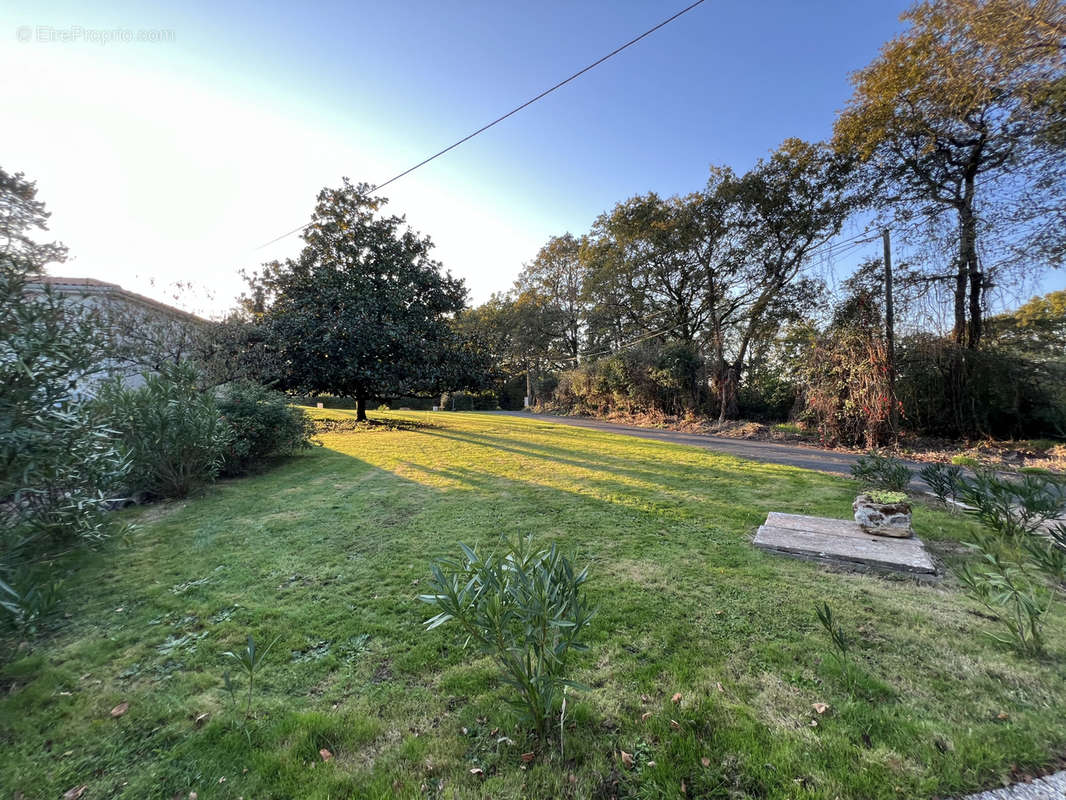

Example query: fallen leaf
[469,767,484,776]
[319,749,333,762]
[670,719,681,730]
[671,692,682,704]
[520,752,535,763]
[218,777,226,784]
[681,779,687,794]
[63,787,87,800]
[640,711,653,722]
[716,682,724,692]
[646,760,656,767]
[194,713,209,727]
[809,719,818,727]
[189,793,198,800]
[620,750,634,768]
[997,712,1009,720]
[568,773,577,784]
[640,693,650,703]
[110,701,129,718]
[812,702,829,714]
[701,757,711,767]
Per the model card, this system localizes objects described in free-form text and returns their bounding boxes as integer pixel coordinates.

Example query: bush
[420,537,595,741]
[1,270,130,566]
[919,462,963,507]
[896,335,1066,439]
[803,291,897,448]
[97,364,230,499]
[216,382,315,476]
[952,470,1066,656]
[851,452,912,492]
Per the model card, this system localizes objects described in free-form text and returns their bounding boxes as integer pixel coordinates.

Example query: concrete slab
[754,512,937,577]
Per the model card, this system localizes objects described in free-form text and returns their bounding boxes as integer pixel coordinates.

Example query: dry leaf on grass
[701,757,711,767]
[194,713,209,727]
[670,719,681,730]
[469,767,484,776]
[620,750,634,768]
[319,749,333,762]
[63,787,87,800]
[640,711,652,722]
[110,701,129,718]
[812,702,829,714]
[671,692,682,704]
[520,752,535,763]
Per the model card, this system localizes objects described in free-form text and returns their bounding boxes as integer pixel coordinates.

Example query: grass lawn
[3,409,1066,799]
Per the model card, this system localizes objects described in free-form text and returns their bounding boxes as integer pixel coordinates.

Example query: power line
[256,0,709,251]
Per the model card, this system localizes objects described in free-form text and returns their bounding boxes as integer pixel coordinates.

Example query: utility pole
[882,228,897,434]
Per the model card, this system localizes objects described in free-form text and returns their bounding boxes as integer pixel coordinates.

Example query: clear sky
[3,0,1061,317]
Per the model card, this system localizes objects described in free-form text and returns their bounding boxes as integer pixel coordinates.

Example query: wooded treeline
[457,0,1066,445]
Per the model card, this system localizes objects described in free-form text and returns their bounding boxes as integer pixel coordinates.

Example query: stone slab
[754,512,937,576]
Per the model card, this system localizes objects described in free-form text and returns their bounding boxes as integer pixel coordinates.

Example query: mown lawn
[3,409,1065,799]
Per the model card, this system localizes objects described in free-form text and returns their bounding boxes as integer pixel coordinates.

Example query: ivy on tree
[253,179,481,420]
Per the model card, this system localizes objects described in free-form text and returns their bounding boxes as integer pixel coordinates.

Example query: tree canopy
[252,179,480,419]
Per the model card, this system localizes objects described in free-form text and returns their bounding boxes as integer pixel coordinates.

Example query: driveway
[485,410,929,487]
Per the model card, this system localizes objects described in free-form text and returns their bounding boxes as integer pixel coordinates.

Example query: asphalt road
[486,410,929,486]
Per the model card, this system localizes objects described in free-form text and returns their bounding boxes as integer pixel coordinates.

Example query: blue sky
[3,0,1060,316]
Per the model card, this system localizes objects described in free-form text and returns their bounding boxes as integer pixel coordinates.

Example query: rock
[853,494,913,538]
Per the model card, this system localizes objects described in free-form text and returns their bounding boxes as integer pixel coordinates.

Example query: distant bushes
[555,341,703,416]
[217,382,315,476]
[896,336,1066,440]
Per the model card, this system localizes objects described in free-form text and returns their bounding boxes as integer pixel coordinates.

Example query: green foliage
[0,573,62,634]
[223,633,280,717]
[850,451,912,492]
[815,601,850,667]
[919,462,964,507]
[421,537,595,741]
[896,335,1066,440]
[953,471,1065,655]
[958,470,1064,539]
[216,381,315,477]
[250,179,487,420]
[867,490,907,504]
[955,535,1052,656]
[97,364,230,499]
[0,169,130,568]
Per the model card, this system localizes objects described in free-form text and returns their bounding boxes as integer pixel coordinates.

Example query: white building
[25,276,211,392]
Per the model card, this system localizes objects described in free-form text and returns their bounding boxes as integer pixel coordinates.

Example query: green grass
[3,409,1066,799]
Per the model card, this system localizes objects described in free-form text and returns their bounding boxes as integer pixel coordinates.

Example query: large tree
[834,0,1066,348]
[515,234,586,361]
[255,179,473,420]
[711,139,854,420]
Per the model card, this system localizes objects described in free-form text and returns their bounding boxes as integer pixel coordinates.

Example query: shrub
[216,382,314,477]
[952,470,1066,656]
[803,291,898,448]
[97,364,230,499]
[919,463,963,507]
[958,470,1064,539]
[851,452,912,492]
[895,335,1066,439]
[420,537,595,741]
[1,282,131,574]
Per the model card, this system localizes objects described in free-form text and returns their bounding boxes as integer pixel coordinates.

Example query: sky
[3,0,1062,319]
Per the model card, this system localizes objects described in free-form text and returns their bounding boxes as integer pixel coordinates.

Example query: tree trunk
[356,396,367,421]
[717,364,739,424]
[960,207,982,349]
